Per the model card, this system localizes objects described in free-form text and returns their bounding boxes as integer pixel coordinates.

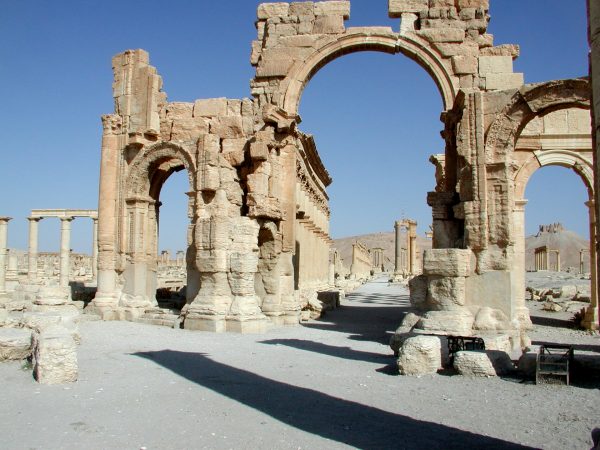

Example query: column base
[582,305,599,330]
[183,314,270,333]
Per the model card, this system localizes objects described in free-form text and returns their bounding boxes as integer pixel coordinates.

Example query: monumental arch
[88,1,596,335]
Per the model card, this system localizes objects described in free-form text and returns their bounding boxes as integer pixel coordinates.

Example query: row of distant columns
[394,219,417,276]
[27,216,98,287]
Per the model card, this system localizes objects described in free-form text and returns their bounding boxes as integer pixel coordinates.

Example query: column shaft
[59,218,73,289]
[0,217,11,299]
[28,217,41,282]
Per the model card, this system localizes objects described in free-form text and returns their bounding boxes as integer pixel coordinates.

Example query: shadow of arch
[133,350,533,450]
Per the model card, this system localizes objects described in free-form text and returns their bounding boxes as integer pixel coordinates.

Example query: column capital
[28,216,42,222]
[60,216,75,222]
[585,199,595,208]
[0,217,12,223]
[514,198,528,210]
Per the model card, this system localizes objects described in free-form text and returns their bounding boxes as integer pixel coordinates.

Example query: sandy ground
[1,276,599,450]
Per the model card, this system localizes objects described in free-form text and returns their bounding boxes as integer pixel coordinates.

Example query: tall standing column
[584,199,598,329]
[90,114,122,312]
[59,217,74,289]
[27,217,42,282]
[92,218,98,280]
[513,199,532,329]
[408,221,417,276]
[0,217,11,300]
[394,221,402,274]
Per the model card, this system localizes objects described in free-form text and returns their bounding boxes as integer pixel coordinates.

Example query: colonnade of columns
[394,219,417,277]
[534,245,549,271]
[372,247,385,272]
[26,210,98,288]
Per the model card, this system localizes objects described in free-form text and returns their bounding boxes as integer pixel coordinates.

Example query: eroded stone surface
[397,335,441,376]
[0,328,32,361]
[33,325,78,384]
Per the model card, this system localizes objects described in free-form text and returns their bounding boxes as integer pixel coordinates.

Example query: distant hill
[332,223,591,273]
[524,223,590,272]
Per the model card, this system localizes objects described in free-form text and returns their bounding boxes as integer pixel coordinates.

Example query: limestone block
[250,40,262,66]
[0,308,7,326]
[397,335,441,376]
[197,249,229,273]
[194,98,227,118]
[34,286,69,306]
[483,72,524,91]
[409,276,427,310]
[389,0,428,17]
[165,102,193,119]
[480,333,512,353]
[390,312,421,354]
[256,57,295,78]
[33,326,77,384]
[22,310,81,345]
[290,2,315,16]
[222,138,247,167]
[457,0,488,8]
[0,328,32,361]
[250,141,269,161]
[230,252,259,273]
[451,55,477,75]
[558,285,577,299]
[209,116,245,139]
[427,275,466,308]
[480,44,519,58]
[313,15,345,34]
[257,3,290,19]
[228,272,256,296]
[478,55,513,75]
[273,23,298,37]
[170,117,209,141]
[453,350,513,377]
[423,248,471,277]
[314,1,350,18]
[279,35,323,48]
[227,99,242,116]
[473,306,510,331]
[417,28,464,43]
[416,310,474,335]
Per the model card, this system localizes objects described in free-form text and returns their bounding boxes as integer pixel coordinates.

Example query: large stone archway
[88,1,592,338]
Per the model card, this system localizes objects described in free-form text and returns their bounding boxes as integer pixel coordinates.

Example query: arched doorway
[121,142,197,318]
[513,107,597,329]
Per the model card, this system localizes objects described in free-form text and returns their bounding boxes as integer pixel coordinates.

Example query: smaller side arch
[484,78,590,161]
[126,141,197,199]
[514,149,594,200]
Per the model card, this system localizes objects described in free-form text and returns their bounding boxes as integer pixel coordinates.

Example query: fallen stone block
[454,350,514,377]
[0,328,32,361]
[397,335,441,376]
[33,325,78,384]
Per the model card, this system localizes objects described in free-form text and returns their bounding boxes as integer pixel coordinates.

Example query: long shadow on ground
[259,338,391,364]
[303,283,412,345]
[133,350,534,450]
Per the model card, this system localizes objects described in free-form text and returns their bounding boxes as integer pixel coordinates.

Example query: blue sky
[0,0,589,255]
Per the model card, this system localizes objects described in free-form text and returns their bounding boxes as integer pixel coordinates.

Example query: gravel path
[1,276,599,449]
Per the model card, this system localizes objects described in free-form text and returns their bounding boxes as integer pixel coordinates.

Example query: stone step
[134,313,181,329]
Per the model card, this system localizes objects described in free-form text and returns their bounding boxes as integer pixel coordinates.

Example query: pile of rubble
[0,285,87,384]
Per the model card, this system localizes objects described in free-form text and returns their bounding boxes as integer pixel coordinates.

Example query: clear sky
[0,0,589,255]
